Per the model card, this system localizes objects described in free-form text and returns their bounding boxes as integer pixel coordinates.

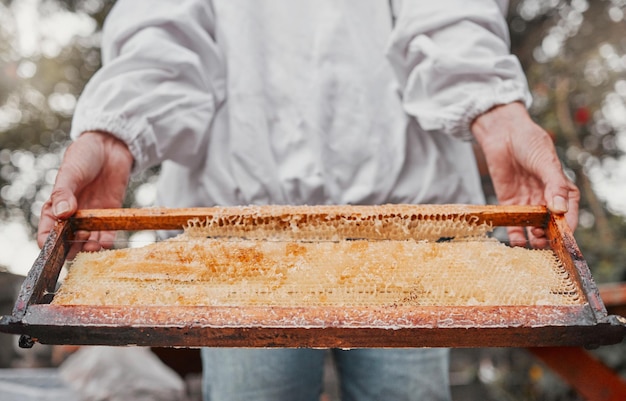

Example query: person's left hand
[471,102,580,248]
[38,131,133,258]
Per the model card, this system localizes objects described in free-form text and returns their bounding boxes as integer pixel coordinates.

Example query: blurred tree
[0,0,159,233]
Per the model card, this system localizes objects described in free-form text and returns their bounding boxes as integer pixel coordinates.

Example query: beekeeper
[39,1,580,400]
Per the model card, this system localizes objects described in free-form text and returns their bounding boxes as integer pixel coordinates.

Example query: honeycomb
[52,208,584,308]
[183,204,492,242]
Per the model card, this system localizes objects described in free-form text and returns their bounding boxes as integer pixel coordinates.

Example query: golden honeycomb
[52,208,584,307]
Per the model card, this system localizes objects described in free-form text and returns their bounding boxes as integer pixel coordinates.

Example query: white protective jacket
[70,0,532,208]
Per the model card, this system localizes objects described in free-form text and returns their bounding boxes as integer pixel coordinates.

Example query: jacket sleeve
[70,0,225,173]
[386,0,532,140]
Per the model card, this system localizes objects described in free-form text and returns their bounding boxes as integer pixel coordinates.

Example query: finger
[82,239,103,253]
[523,133,580,233]
[507,226,528,248]
[545,186,569,214]
[543,178,580,231]
[48,186,79,219]
[66,230,92,260]
[81,229,117,250]
[98,231,117,249]
[526,136,573,214]
[37,200,57,248]
[528,227,549,249]
[565,184,580,232]
[530,226,545,238]
[40,138,103,248]
[50,137,105,218]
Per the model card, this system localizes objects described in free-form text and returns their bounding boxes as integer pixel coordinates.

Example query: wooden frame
[0,205,624,348]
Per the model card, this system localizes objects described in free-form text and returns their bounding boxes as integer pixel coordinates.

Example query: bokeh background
[0,1,625,399]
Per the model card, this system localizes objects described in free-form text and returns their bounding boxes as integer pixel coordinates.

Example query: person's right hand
[471,102,580,248]
[38,131,133,257]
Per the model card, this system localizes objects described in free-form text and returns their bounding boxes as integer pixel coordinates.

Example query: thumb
[542,167,577,214]
[544,180,570,215]
[543,172,580,232]
[49,134,106,218]
[49,186,79,219]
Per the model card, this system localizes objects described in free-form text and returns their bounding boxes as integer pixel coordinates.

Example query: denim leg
[333,348,451,401]
[201,348,325,401]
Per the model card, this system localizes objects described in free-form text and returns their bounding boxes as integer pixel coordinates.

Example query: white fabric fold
[386,0,532,139]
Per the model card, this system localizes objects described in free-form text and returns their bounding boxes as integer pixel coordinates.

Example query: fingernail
[54,201,70,216]
[552,196,568,213]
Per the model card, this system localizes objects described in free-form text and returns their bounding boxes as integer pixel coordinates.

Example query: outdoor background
[0,0,625,400]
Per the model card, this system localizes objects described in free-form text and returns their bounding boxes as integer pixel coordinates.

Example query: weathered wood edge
[71,204,549,231]
[12,220,72,318]
[16,304,625,348]
[547,213,609,323]
[22,304,595,328]
[0,219,72,343]
[18,326,625,348]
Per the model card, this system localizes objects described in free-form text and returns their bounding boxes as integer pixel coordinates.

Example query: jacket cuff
[70,111,155,174]
[413,80,532,141]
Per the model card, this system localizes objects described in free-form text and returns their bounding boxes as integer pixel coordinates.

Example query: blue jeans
[201,348,451,401]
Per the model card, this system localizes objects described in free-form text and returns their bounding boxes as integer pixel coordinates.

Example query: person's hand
[38,131,133,257]
[471,102,580,248]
